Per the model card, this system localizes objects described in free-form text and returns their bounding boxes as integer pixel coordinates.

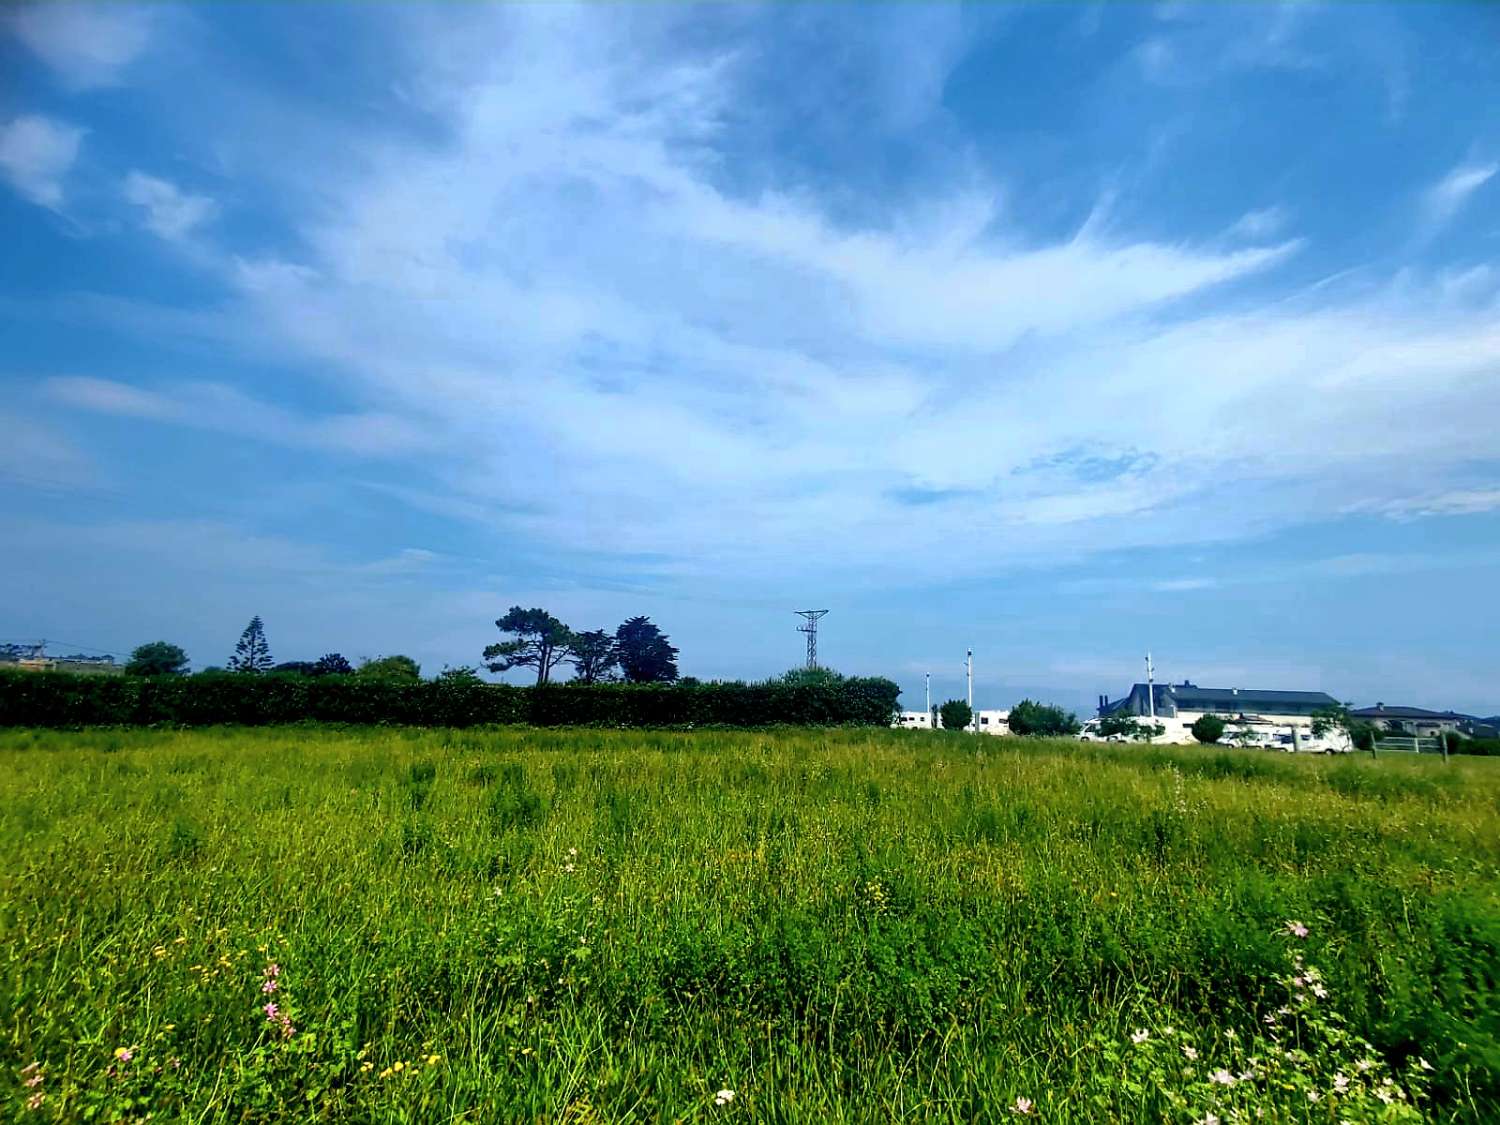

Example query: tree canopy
[125,641,189,677]
[1190,714,1226,744]
[1008,698,1081,736]
[615,616,679,683]
[227,616,273,674]
[355,655,422,683]
[484,607,574,685]
[938,699,973,731]
[313,653,354,676]
[567,629,619,684]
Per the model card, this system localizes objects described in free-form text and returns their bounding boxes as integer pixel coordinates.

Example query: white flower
[1311,984,1328,999]
[1375,1088,1394,1105]
[1417,1057,1433,1072]
[1010,1096,1034,1115]
[1197,1115,1220,1125]
[562,863,576,874]
[1356,1058,1375,1073]
[713,1089,735,1107]
[1333,1074,1350,1093]
[1224,1028,1236,1039]
[1308,1090,1321,1103]
[1209,1069,1236,1086]
[1182,1045,1199,1060]
[1130,1029,1149,1044]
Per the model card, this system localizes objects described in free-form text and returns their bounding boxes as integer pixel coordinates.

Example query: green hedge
[0,670,901,729]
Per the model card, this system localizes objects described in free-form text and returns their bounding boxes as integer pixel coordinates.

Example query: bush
[1191,714,1226,744]
[1008,698,1081,736]
[0,670,901,729]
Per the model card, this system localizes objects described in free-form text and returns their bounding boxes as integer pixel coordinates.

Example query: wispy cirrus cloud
[123,172,216,241]
[0,114,83,209]
[6,3,156,90]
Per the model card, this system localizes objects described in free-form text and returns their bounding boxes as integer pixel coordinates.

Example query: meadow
[2,726,1497,1122]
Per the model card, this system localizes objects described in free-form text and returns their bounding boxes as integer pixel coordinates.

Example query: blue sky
[3,2,1499,715]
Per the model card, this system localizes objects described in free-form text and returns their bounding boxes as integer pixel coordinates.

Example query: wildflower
[1333,1074,1349,1093]
[264,963,281,978]
[1209,1069,1236,1086]
[1224,1028,1237,1039]
[114,1047,134,1063]
[1375,1088,1394,1105]
[426,1054,441,1066]
[1182,1045,1199,1060]
[26,1093,44,1111]
[713,1089,736,1107]
[562,863,576,874]
[378,1066,394,1079]
[1308,1090,1321,1103]
[1011,1096,1034,1115]
[1197,1116,1219,1125]
[1264,1014,1278,1026]
[25,1074,42,1089]
[1417,1057,1433,1072]
[1163,1026,1175,1035]
[1356,1058,1375,1073]
[21,1062,40,1075]
[1131,1029,1150,1044]
[393,1060,406,1073]
[262,978,279,994]
[568,847,578,858]
[361,1061,374,1073]
[1284,921,1309,938]
[263,1002,279,1020]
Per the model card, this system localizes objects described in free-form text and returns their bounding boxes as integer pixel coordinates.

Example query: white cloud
[7,3,155,89]
[43,376,438,459]
[123,171,216,240]
[1421,161,1497,233]
[1361,488,1500,521]
[1227,206,1289,240]
[0,114,83,209]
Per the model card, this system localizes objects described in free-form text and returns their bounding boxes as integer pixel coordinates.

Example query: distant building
[1100,681,1340,721]
[1350,704,1471,736]
[892,708,1010,734]
[1097,681,1344,749]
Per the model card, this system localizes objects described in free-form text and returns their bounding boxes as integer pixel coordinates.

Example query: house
[974,709,1010,735]
[1097,681,1344,748]
[1350,704,1472,736]
[894,710,935,729]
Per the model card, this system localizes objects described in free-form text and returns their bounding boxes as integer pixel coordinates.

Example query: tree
[355,655,422,683]
[125,641,189,677]
[227,616,273,674]
[1312,702,1377,756]
[272,661,318,676]
[484,607,574,685]
[313,653,353,676]
[938,699,973,731]
[1191,714,1226,744]
[1008,698,1081,736]
[567,629,619,684]
[437,664,484,685]
[615,616,678,683]
[779,667,846,686]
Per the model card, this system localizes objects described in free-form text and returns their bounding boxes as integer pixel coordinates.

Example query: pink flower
[264,963,281,978]
[26,1092,44,1111]
[1010,1096,1034,1115]
[1284,921,1309,938]
[263,1002,280,1020]
[113,1047,133,1063]
[262,978,279,993]
[24,1074,42,1089]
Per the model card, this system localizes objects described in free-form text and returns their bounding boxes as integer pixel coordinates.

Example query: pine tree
[228,615,273,673]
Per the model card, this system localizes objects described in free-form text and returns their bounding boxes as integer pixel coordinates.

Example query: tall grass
[2,726,1496,1121]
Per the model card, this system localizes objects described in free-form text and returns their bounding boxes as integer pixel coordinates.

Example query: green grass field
[3,727,1497,1122]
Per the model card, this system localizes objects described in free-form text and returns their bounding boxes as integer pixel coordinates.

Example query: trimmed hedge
[0,670,901,729]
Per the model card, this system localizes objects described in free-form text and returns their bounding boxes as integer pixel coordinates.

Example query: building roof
[1103,681,1339,715]
[1350,704,1472,721]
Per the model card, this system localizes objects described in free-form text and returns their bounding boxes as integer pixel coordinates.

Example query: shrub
[0,670,901,729]
[1191,714,1226,744]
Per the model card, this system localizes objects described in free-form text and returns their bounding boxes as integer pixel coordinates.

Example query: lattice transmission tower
[795,610,829,670]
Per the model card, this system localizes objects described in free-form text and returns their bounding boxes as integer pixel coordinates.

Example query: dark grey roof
[1350,705,1472,721]
[1102,682,1339,714]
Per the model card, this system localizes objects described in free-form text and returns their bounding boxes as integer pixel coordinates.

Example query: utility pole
[966,649,974,733]
[794,610,828,671]
[925,673,930,724]
[1145,652,1156,744]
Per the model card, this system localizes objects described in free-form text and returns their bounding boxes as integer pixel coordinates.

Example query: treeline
[0,669,900,729]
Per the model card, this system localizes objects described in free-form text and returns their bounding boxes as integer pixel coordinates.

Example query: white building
[1095,681,1349,750]
[893,708,1010,734]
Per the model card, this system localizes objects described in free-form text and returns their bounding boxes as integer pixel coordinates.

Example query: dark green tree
[272,661,318,676]
[1008,698,1081,736]
[938,699,973,731]
[227,616,273,674]
[615,616,678,683]
[355,655,422,683]
[484,607,574,685]
[125,641,189,677]
[312,653,353,676]
[567,629,619,684]
[1191,713,1226,744]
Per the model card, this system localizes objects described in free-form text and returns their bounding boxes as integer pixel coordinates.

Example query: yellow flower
[360,1061,374,1073]
[378,1067,394,1080]
[393,1060,406,1073]
[426,1054,441,1066]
